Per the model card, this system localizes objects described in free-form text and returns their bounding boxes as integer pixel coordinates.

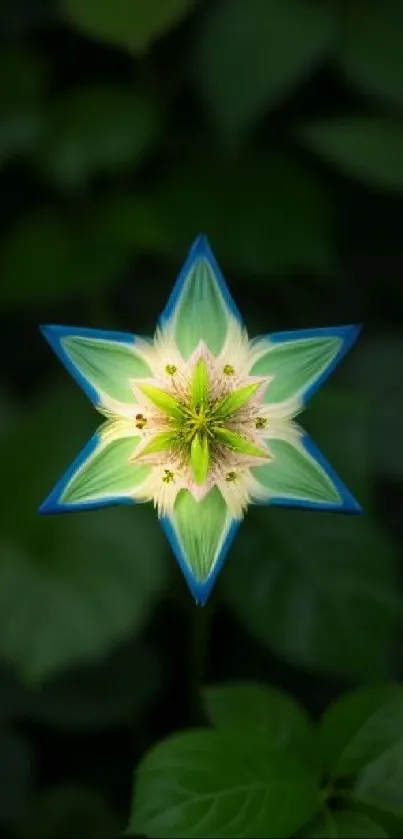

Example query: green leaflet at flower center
[136,358,269,485]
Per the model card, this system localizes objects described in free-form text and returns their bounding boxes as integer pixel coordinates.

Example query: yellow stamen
[135,413,147,429]
[165,364,177,375]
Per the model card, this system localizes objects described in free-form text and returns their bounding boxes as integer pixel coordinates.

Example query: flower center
[183,404,216,441]
[135,355,269,486]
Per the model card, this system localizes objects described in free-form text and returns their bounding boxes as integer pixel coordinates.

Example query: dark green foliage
[128,684,403,837]
[1,0,403,835]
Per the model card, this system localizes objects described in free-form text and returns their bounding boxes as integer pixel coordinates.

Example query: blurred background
[1,0,403,835]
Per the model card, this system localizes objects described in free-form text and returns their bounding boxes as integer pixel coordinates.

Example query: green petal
[190,358,210,410]
[160,237,241,359]
[61,333,153,405]
[252,435,341,506]
[212,381,262,419]
[169,487,231,582]
[214,427,267,458]
[137,431,177,457]
[190,434,210,484]
[61,431,150,506]
[174,258,229,357]
[138,384,183,420]
[249,335,342,405]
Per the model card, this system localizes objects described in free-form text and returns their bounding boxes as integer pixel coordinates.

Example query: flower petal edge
[158,234,243,359]
[38,429,149,515]
[40,324,154,408]
[160,486,240,605]
[252,430,362,514]
[249,324,362,408]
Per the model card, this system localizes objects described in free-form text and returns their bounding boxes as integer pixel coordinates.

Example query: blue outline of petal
[254,432,362,514]
[158,234,243,329]
[40,324,141,407]
[160,514,241,605]
[260,324,362,405]
[38,431,135,515]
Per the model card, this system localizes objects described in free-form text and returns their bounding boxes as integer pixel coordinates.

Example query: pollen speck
[162,469,175,484]
[223,364,235,376]
[165,364,177,375]
[225,471,238,482]
[256,417,267,429]
[135,413,147,429]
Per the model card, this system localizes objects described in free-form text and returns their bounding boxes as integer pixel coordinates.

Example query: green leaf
[195,0,334,142]
[223,510,400,681]
[35,85,161,188]
[337,0,403,109]
[342,333,403,479]
[298,117,403,191]
[317,685,403,778]
[190,434,210,485]
[15,785,121,838]
[0,213,76,307]
[203,683,313,760]
[89,189,171,255]
[0,665,25,720]
[0,392,18,440]
[0,384,168,682]
[214,427,267,458]
[213,381,262,419]
[0,0,55,34]
[158,152,333,276]
[299,810,387,838]
[0,513,167,685]
[0,47,47,165]
[354,738,403,814]
[63,0,196,54]
[21,641,160,731]
[0,727,33,825]
[129,730,321,838]
[93,152,333,278]
[303,386,372,509]
[338,799,403,839]
[0,210,130,308]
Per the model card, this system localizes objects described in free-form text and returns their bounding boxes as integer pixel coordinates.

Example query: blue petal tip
[188,576,217,607]
[342,494,363,515]
[267,323,363,406]
[189,233,211,257]
[160,515,240,605]
[39,323,54,342]
[38,495,61,516]
[302,434,363,515]
[159,233,243,328]
[343,323,362,347]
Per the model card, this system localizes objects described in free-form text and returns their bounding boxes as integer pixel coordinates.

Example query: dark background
[1,0,403,835]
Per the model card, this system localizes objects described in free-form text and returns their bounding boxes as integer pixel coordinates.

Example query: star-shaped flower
[40,235,361,604]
